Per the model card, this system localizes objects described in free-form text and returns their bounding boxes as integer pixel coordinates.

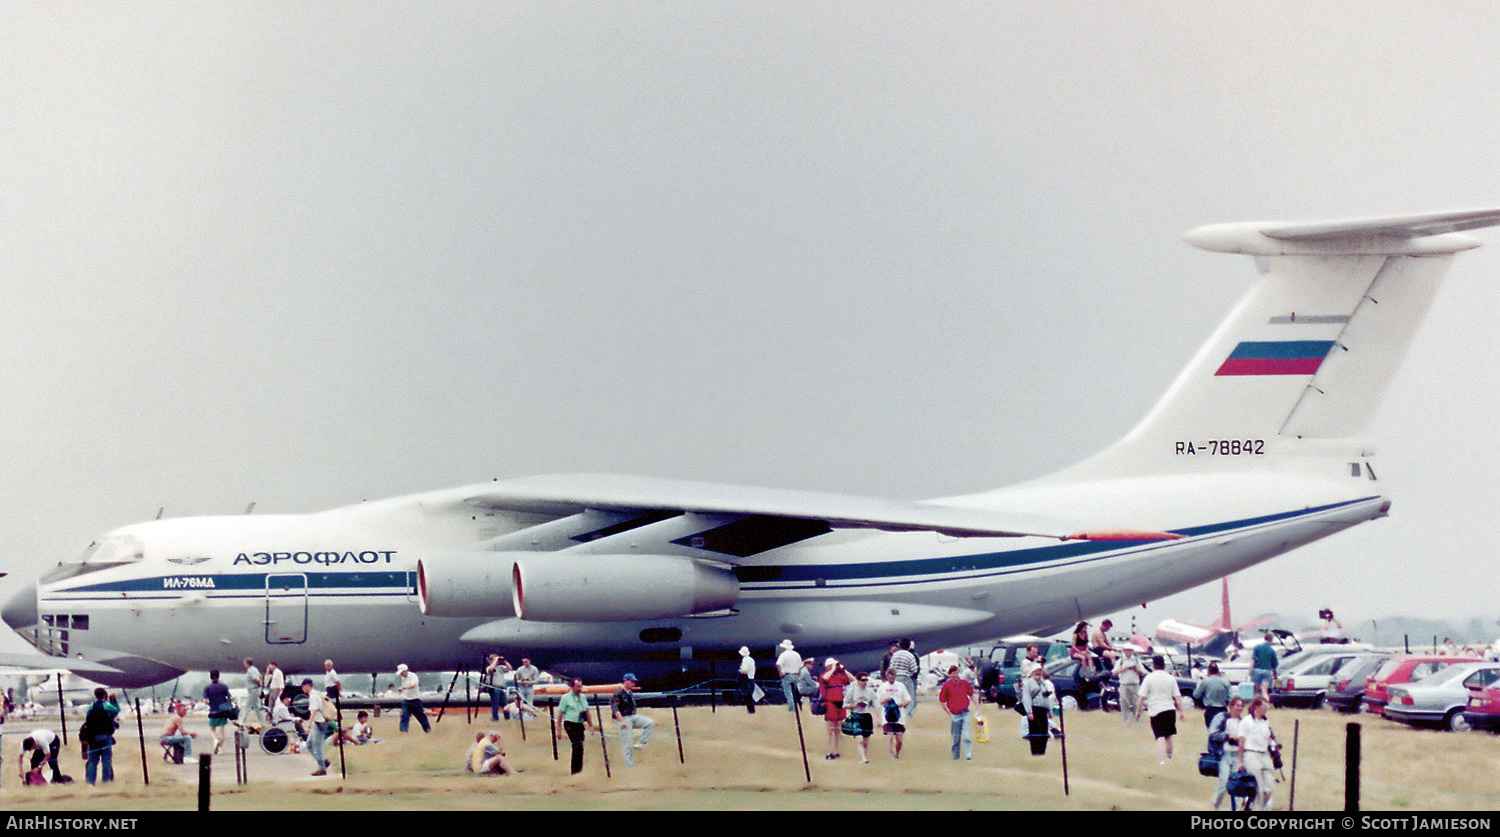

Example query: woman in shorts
[819,659,851,760]
[841,671,878,764]
[874,668,912,759]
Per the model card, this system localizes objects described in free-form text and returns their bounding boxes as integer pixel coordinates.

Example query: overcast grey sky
[2,2,1497,653]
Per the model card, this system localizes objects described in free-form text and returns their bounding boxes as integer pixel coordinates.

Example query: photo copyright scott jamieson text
[1189,816,1492,832]
[6,818,137,832]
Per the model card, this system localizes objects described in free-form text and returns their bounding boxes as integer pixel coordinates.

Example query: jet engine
[511,553,739,622]
[416,551,519,618]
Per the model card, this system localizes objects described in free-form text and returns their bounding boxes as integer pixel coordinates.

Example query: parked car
[1363,654,1482,717]
[1324,653,1393,714]
[1216,629,1304,684]
[1384,662,1500,731]
[982,640,1069,706]
[1042,657,1115,711]
[1462,672,1500,733]
[1270,649,1367,709]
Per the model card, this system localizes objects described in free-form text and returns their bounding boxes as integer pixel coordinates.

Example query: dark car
[1324,653,1391,714]
[1041,657,1116,711]
[982,641,1070,706]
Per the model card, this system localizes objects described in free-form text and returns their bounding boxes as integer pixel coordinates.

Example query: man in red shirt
[937,665,976,760]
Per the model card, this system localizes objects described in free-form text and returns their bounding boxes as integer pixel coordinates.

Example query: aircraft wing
[1155,619,1221,645]
[1260,208,1500,241]
[455,473,1126,543]
[0,651,122,677]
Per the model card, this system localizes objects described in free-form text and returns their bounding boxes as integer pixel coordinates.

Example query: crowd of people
[3,634,1302,809]
[756,630,1288,811]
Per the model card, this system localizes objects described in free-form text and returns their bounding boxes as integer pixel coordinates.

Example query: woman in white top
[842,672,879,763]
[1238,697,1278,811]
[873,669,912,759]
[1210,696,1246,810]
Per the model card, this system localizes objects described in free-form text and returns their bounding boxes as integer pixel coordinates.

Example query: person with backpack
[81,687,119,784]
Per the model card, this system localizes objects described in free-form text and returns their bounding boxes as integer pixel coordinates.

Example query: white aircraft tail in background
[4,208,1498,687]
[1155,576,1274,654]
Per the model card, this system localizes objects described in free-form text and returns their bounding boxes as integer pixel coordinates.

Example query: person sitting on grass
[341,710,376,744]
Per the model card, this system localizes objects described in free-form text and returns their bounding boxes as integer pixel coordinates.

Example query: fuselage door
[265,573,308,645]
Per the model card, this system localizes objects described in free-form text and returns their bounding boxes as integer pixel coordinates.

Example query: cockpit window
[71,536,145,565]
[39,535,145,584]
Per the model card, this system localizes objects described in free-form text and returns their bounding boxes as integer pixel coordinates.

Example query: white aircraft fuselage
[4,208,1494,687]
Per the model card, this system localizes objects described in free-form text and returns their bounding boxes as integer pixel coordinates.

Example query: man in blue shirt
[204,669,234,754]
[1250,634,1280,701]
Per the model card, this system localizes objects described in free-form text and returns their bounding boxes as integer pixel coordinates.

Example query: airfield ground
[0,698,1495,812]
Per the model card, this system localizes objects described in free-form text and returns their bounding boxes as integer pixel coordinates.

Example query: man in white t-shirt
[1136,655,1185,765]
[776,640,803,712]
[302,678,332,776]
[19,728,63,783]
[396,664,431,733]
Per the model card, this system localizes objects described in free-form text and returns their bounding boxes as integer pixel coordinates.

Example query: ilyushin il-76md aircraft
[4,208,1498,688]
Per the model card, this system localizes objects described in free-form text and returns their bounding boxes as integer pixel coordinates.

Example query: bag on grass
[1227,768,1257,799]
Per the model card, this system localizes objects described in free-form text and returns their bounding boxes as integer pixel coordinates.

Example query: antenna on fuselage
[155,508,164,520]
[244,502,256,515]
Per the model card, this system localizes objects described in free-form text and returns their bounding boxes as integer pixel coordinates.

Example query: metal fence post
[1345,722,1361,811]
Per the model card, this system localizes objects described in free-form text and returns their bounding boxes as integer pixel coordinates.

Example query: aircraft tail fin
[1048,208,1500,482]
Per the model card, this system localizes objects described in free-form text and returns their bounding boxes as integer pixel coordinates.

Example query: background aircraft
[1154,577,1276,657]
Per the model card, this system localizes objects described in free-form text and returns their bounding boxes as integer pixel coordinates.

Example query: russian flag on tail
[1215,340,1335,376]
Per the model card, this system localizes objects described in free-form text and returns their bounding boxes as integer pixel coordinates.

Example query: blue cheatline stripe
[57,571,412,596]
[736,497,1379,588]
[47,497,1379,598]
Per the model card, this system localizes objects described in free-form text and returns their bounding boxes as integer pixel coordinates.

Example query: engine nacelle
[416,551,518,617]
[512,554,739,622]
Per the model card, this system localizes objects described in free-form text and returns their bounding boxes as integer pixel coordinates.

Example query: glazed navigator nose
[1,581,38,633]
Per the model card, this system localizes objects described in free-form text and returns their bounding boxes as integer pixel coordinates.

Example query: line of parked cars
[947,635,1500,736]
[949,637,1196,712]
[1270,646,1500,734]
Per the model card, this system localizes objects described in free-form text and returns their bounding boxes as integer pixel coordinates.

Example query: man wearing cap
[396,664,431,733]
[611,673,654,768]
[776,639,803,712]
[737,646,757,714]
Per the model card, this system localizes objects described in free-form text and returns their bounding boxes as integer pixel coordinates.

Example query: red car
[1363,654,1481,716]
[1463,675,1500,733]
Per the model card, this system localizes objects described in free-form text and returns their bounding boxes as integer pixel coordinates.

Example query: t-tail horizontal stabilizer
[1053,207,1500,482]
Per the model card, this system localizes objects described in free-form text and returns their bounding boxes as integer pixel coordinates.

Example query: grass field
[0,699,1496,811]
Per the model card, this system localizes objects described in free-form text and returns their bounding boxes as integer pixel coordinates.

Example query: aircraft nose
[2,582,38,631]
